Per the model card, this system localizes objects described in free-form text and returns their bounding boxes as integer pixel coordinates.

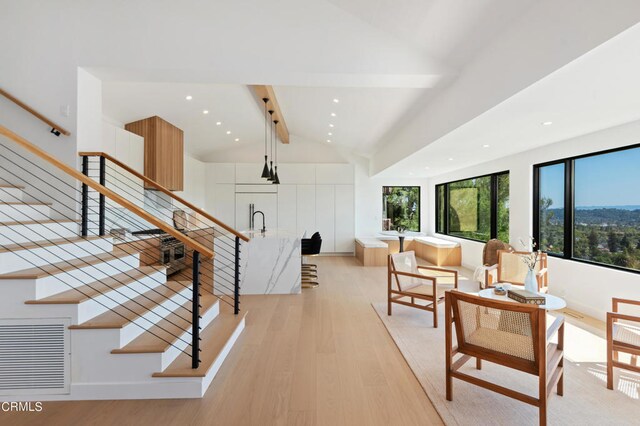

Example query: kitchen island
[214,228,301,295]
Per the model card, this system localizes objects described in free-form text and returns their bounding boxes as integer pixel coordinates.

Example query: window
[435,171,509,242]
[382,186,420,232]
[534,144,640,273]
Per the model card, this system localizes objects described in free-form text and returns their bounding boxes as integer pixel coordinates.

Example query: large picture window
[534,144,640,273]
[436,171,509,242]
[382,186,420,232]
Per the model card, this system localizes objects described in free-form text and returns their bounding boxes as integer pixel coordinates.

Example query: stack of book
[507,289,545,305]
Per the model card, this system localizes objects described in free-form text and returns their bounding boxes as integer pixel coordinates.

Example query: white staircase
[0,183,245,400]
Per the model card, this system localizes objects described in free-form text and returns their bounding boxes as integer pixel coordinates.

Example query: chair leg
[446,368,452,401]
[476,358,482,370]
[539,375,547,426]
[631,355,638,366]
[433,299,438,328]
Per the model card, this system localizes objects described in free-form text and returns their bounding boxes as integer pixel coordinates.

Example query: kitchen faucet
[252,210,266,233]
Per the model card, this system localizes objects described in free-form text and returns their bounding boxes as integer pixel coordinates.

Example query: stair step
[0,248,132,280]
[25,266,166,304]
[0,236,105,253]
[0,201,51,221]
[0,220,79,246]
[111,290,218,354]
[153,310,246,378]
[0,185,25,202]
[69,280,194,330]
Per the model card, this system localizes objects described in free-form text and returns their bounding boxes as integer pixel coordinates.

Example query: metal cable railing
[0,126,247,368]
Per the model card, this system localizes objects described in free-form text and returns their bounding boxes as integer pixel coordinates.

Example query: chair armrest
[607,311,640,324]
[536,268,548,277]
[547,315,564,341]
[484,264,498,271]
[390,270,436,283]
[612,297,640,312]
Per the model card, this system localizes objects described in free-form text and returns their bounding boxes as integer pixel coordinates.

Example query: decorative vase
[524,269,537,293]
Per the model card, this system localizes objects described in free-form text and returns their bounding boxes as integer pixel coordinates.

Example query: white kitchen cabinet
[334,184,355,253]
[316,164,354,184]
[235,192,277,232]
[235,163,266,184]
[277,184,297,234]
[128,133,144,174]
[277,164,316,185]
[315,185,335,252]
[213,184,235,228]
[296,185,315,237]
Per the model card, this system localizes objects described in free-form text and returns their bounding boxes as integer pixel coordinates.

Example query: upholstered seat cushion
[402,284,447,299]
[467,327,535,361]
[613,322,640,347]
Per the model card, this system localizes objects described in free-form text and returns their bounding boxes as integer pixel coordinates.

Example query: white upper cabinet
[129,132,144,174]
[277,184,297,234]
[296,185,316,237]
[334,184,355,253]
[315,164,354,184]
[277,164,316,185]
[235,163,268,184]
[316,185,335,252]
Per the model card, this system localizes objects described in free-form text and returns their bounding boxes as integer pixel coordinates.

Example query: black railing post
[192,250,201,369]
[81,155,89,237]
[234,236,240,315]
[98,155,106,236]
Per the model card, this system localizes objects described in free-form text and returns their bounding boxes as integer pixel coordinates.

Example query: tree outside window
[382,186,420,232]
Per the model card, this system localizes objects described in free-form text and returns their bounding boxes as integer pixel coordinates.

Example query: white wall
[428,119,640,320]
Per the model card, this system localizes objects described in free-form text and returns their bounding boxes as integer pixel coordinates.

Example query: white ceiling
[98,0,538,161]
[97,0,640,173]
[379,21,640,178]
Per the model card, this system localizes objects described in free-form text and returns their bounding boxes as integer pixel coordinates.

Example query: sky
[540,146,640,208]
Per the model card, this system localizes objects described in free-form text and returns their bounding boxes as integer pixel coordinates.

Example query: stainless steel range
[159,235,186,276]
[131,228,187,276]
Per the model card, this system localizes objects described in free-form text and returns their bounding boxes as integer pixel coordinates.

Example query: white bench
[355,238,388,266]
[413,236,461,266]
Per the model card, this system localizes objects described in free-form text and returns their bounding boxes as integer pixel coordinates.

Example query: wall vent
[0,319,70,395]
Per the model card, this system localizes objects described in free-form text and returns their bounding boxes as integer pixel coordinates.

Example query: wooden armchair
[445,290,564,426]
[387,251,458,328]
[479,239,513,289]
[486,250,549,293]
[607,297,640,390]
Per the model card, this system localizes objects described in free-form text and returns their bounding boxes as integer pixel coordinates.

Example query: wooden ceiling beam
[250,85,290,144]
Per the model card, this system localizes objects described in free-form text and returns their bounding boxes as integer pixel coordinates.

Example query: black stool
[302,232,322,288]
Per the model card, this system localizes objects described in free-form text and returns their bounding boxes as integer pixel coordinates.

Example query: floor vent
[0,319,70,395]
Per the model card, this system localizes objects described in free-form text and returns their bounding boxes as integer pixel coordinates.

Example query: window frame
[382,185,421,232]
[533,143,640,275]
[435,171,509,243]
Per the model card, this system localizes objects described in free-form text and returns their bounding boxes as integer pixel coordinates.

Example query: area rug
[372,301,640,425]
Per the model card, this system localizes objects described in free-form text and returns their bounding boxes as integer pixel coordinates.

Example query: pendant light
[268,110,275,181]
[267,110,275,181]
[261,98,271,179]
[273,119,280,184]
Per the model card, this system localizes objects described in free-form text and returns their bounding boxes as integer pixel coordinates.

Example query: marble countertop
[241,228,301,239]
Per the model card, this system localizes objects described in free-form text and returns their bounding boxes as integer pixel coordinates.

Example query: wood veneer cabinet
[125,116,184,191]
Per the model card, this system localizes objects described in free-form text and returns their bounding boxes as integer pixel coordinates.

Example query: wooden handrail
[79,151,250,242]
[0,125,214,259]
[0,89,71,136]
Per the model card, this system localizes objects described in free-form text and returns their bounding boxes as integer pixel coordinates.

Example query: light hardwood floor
[5,256,443,426]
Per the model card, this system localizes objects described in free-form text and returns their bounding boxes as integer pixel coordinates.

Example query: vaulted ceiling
[96,0,640,175]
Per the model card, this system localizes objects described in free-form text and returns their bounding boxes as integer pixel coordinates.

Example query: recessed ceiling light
[203,110,209,114]
[333,98,339,103]
[448,158,454,161]
[483,144,490,148]
[326,139,332,143]
[226,130,231,135]
[216,121,222,126]
[330,112,336,117]
[329,124,334,128]
[328,132,333,136]
[542,121,553,126]
[185,95,193,100]
[234,138,240,142]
